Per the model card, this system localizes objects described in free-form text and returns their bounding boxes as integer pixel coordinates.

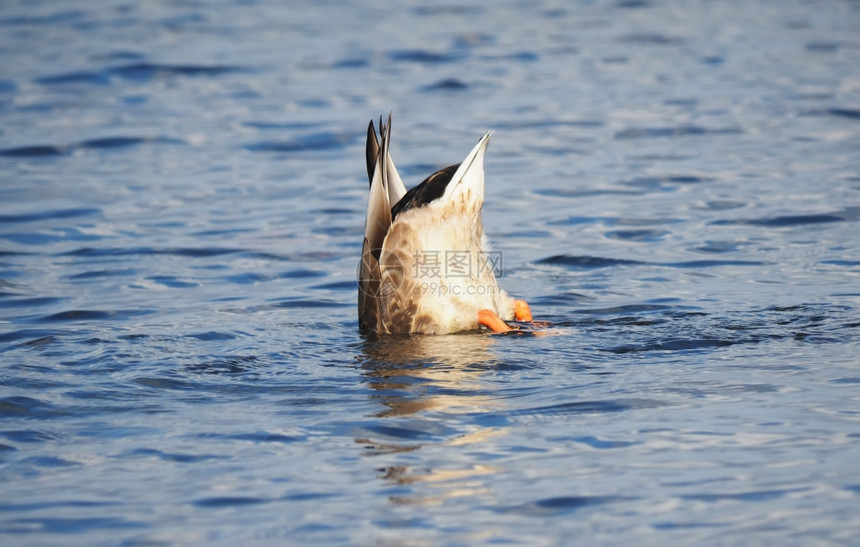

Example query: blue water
[2,0,859,544]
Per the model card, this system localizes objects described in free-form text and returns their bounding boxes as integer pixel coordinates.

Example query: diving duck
[358,116,535,334]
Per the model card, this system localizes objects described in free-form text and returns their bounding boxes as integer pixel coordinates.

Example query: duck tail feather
[364,119,392,261]
[441,131,492,205]
[365,120,380,186]
[382,114,407,204]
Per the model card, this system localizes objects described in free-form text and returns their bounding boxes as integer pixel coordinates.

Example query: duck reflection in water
[357,334,511,506]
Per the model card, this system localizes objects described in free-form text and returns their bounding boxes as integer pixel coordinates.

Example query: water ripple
[536,255,765,269]
[193,497,268,508]
[536,255,645,269]
[0,137,182,157]
[38,309,155,323]
[0,208,100,223]
[389,49,465,64]
[245,131,359,153]
[35,62,248,86]
[421,78,469,92]
[498,495,632,516]
[682,487,809,503]
[0,145,65,157]
[59,246,243,258]
[128,448,223,464]
[0,10,86,26]
[710,212,851,227]
[0,516,145,533]
[615,126,743,139]
[804,107,860,120]
[508,398,666,417]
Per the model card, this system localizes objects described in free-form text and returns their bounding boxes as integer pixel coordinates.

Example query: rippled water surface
[2,0,860,544]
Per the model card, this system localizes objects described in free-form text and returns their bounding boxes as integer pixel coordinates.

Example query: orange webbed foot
[513,300,552,328]
[513,300,533,322]
[478,309,512,333]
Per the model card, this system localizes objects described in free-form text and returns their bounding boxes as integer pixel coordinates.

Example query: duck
[358,115,536,334]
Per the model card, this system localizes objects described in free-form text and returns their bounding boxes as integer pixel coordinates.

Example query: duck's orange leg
[514,299,552,327]
[513,300,533,322]
[478,309,512,333]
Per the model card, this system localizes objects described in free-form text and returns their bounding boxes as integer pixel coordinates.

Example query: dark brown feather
[391,163,460,220]
[365,120,379,186]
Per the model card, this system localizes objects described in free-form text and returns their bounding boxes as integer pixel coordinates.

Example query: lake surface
[1,0,859,544]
